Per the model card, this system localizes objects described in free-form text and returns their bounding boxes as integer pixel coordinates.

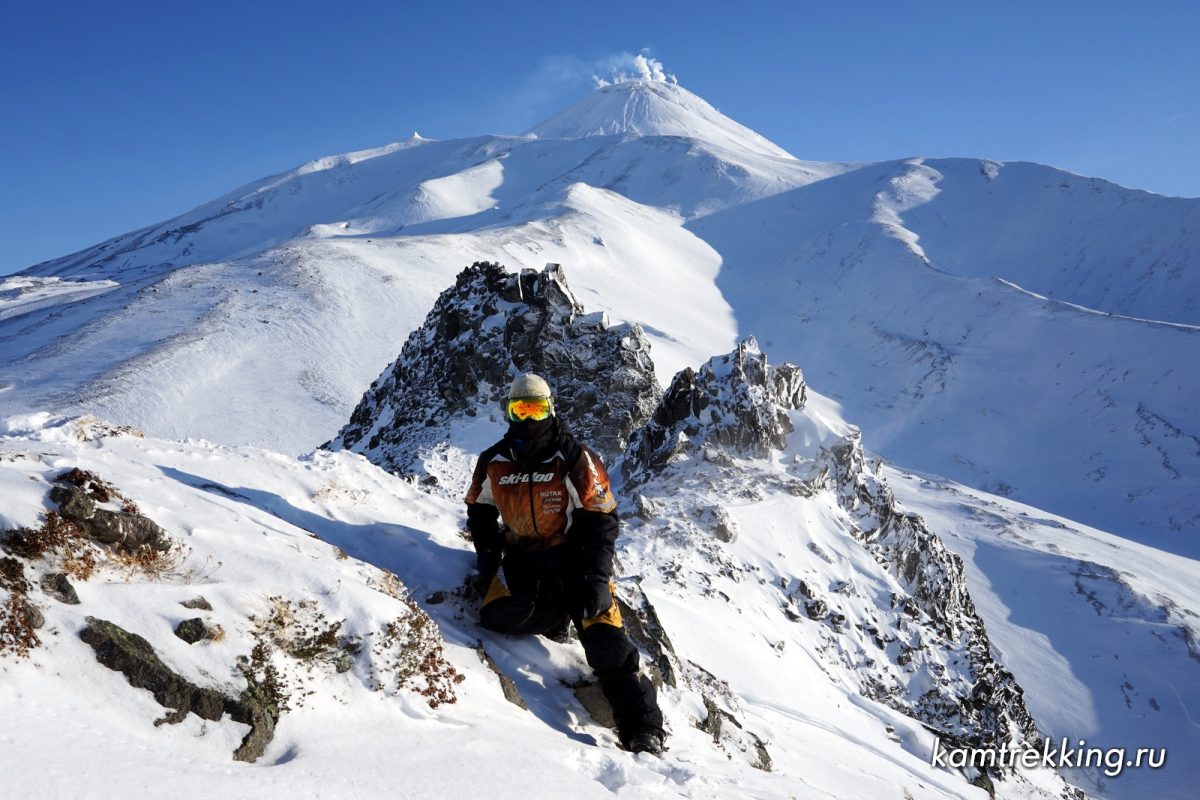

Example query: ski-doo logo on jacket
[497,472,554,485]
[465,441,617,549]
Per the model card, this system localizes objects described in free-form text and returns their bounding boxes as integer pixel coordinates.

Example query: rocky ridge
[327,261,660,491]
[329,262,1061,788]
[619,338,1051,789]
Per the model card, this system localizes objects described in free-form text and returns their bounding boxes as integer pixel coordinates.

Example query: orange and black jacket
[465,422,619,582]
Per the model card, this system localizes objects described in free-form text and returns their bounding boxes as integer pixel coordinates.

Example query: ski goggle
[506,396,554,422]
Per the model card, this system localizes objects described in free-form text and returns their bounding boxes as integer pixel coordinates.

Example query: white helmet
[505,373,555,420]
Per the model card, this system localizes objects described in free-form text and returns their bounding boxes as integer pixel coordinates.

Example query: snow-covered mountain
[1,76,1194,556]
[1,72,1197,798]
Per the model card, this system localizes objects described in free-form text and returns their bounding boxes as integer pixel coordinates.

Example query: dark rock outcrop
[85,510,170,551]
[49,485,95,522]
[327,262,660,485]
[0,557,28,593]
[174,617,209,644]
[79,617,278,762]
[80,617,228,722]
[822,429,1041,752]
[49,482,169,553]
[228,676,281,763]
[624,336,805,482]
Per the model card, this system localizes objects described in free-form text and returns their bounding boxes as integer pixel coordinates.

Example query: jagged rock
[326,262,661,485]
[474,641,528,709]
[181,596,212,611]
[85,510,170,552]
[174,618,209,644]
[48,485,95,522]
[80,617,228,721]
[622,338,1042,781]
[625,336,805,482]
[820,429,1041,752]
[633,494,660,520]
[700,506,737,543]
[615,582,679,688]
[697,694,773,771]
[40,572,80,605]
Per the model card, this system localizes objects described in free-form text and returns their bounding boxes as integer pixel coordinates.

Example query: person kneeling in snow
[465,373,666,755]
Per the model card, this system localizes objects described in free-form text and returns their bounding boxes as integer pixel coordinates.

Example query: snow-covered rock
[619,339,1046,789]
[327,261,660,492]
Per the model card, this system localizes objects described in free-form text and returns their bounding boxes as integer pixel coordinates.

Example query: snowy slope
[1,413,1071,799]
[692,158,1200,555]
[888,468,1199,800]
[896,159,1200,325]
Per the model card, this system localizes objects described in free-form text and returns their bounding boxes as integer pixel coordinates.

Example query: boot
[624,729,665,756]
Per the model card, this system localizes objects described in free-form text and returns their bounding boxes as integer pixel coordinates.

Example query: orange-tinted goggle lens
[507,397,553,421]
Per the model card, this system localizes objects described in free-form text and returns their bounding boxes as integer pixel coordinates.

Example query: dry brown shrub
[366,569,406,600]
[0,592,41,659]
[111,543,189,581]
[372,597,464,708]
[11,512,98,581]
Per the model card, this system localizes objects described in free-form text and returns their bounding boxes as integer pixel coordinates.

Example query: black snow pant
[478,545,664,742]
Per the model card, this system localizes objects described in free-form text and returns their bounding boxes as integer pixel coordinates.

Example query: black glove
[580,573,612,619]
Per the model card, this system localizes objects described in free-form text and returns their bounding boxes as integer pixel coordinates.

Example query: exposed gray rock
[80,617,228,722]
[48,485,96,523]
[474,641,528,710]
[79,617,277,762]
[181,596,213,611]
[698,695,772,772]
[174,617,209,644]
[327,262,661,485]
[821,429,1041,754]
[41,473,172,554]
[571,679,616,729]
[40,572,80,605]
[17,598,44,630]
[615,581,679,689]
[86,510,170,552]
[624,336,805,482]
[621,338,1042,781]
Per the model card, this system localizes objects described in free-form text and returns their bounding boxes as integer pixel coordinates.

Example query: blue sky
[2,0,1197,274]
